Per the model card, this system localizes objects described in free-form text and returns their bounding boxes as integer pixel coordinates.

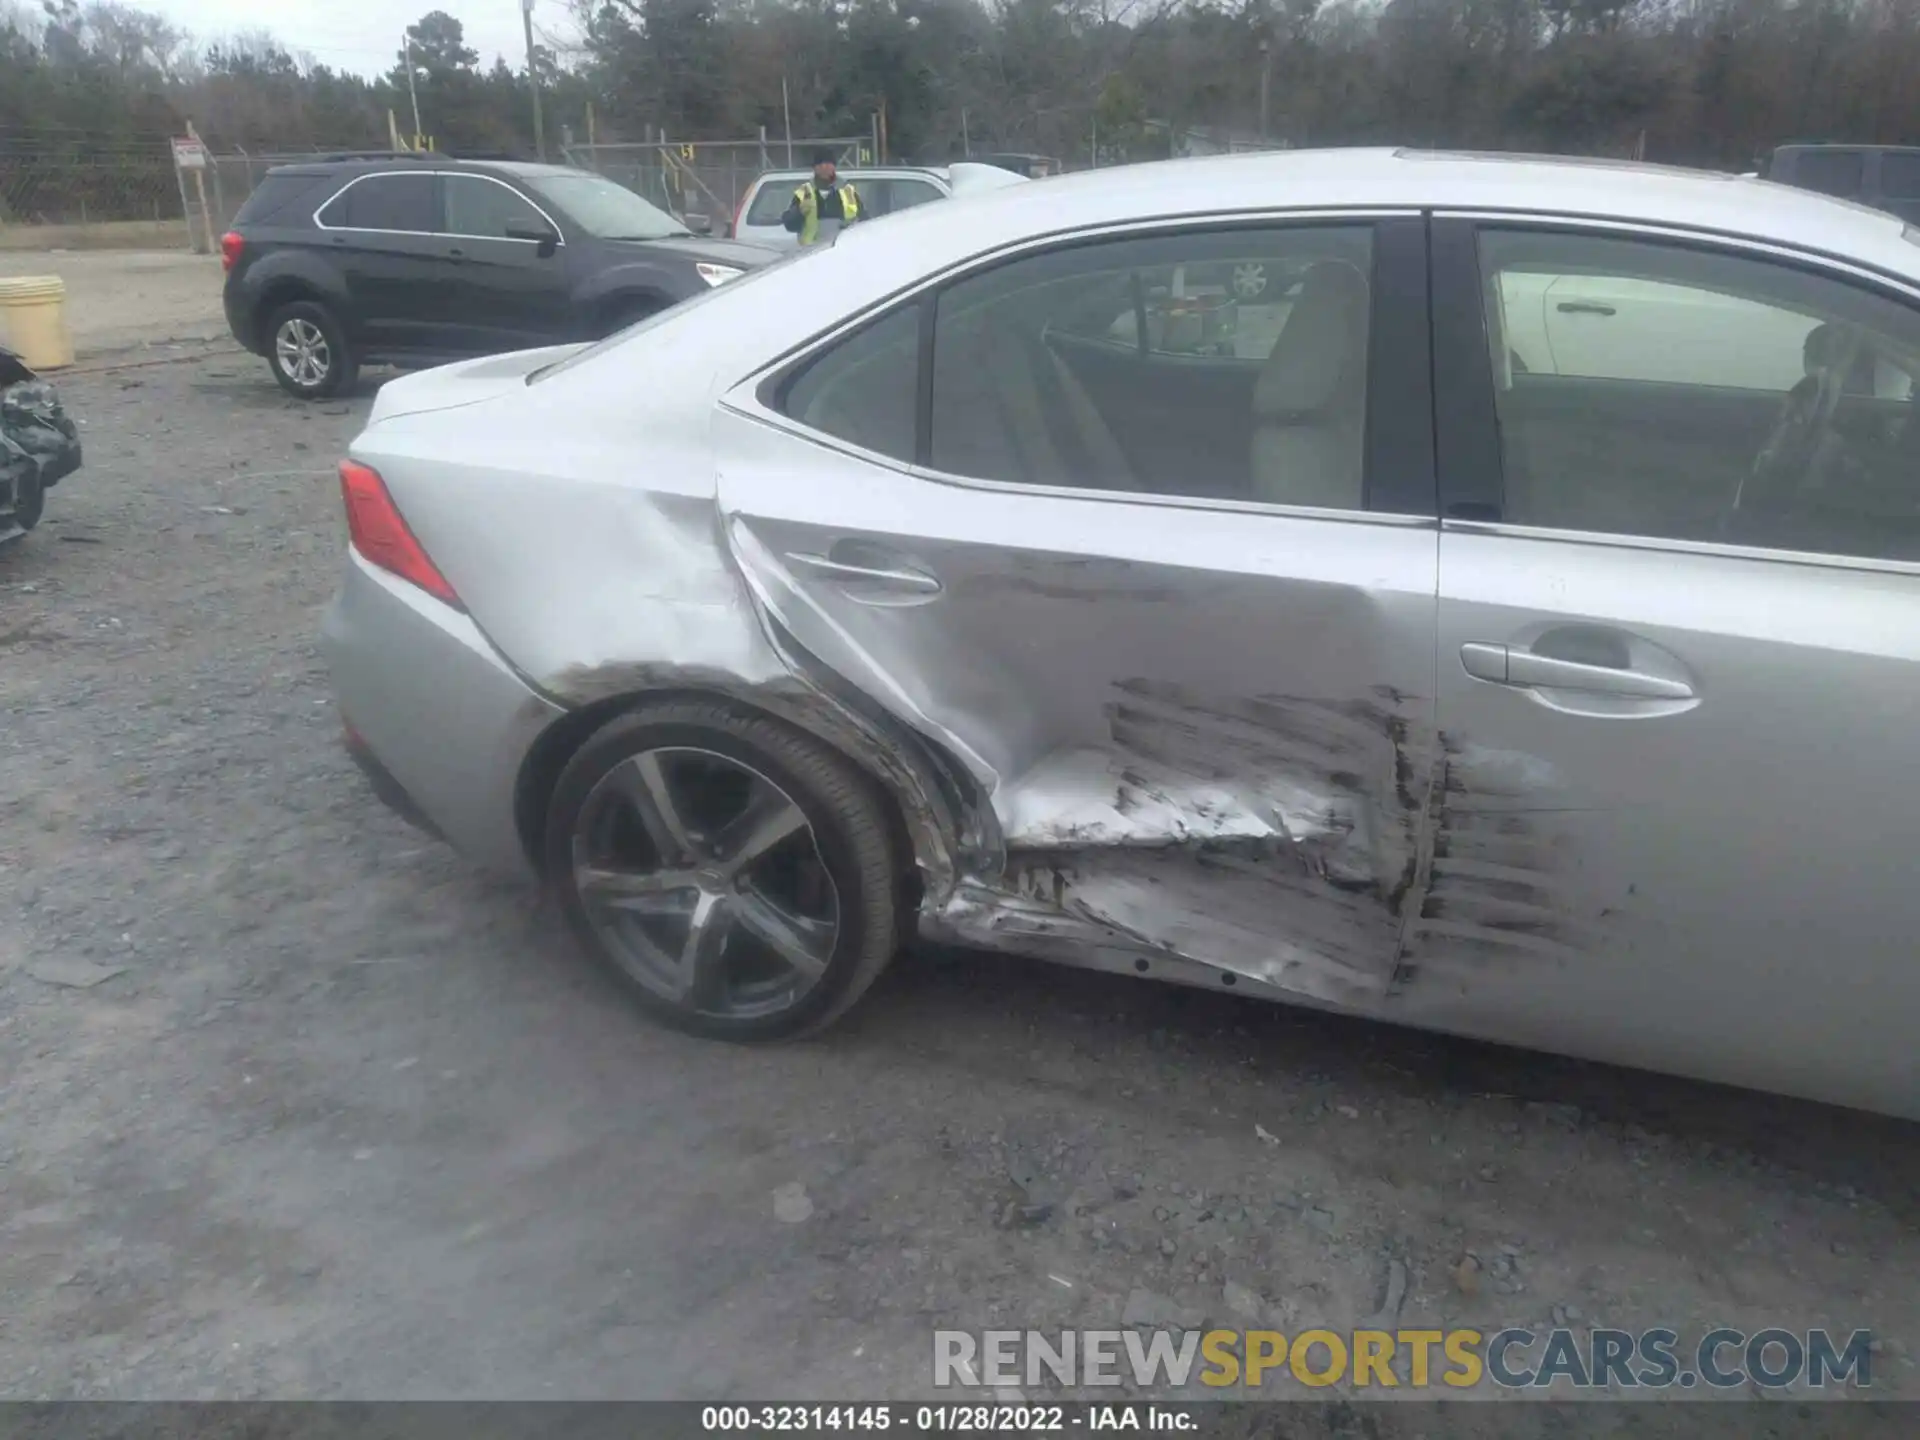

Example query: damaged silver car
[1,347,82,542]
[323,148,1920,1118]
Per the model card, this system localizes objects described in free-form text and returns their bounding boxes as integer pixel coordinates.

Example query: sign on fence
[170,137,207,171]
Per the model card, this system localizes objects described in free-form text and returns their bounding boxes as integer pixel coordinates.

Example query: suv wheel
[267,300,357,400]
[545,701,903,1041]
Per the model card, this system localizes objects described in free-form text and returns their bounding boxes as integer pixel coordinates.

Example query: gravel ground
[0,250,228,360]
[1,353,1917,1415]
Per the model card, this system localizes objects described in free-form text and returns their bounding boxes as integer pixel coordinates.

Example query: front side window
[443,175,549,239]
[527,173,686,240]
[1479,228,1920,561]
[321,173,434,233]
[928,224,1374,509]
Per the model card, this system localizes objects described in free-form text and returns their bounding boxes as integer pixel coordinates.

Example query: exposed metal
[1,347,81,538]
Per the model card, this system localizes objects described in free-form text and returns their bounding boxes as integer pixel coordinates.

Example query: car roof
[893,146,1920,282]
[262,155,590,181]
[749,167,948,186]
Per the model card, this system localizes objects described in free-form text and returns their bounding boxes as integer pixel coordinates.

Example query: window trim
[730,206,1435,525]
[1431,210,1920,573]
[311,170,440,237]
[312,169,566,245]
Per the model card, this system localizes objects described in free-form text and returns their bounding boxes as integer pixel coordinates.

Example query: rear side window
[317,173,435,233]
[232,172,328,226]
[1790,150,1866,199]
[745,182,795,227]
[780,304,920,462]
[1880,153,1920,200]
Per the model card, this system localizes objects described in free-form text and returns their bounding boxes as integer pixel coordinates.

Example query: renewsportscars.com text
[934,1326,1874,1391]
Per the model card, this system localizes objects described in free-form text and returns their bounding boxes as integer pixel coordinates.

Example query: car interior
[927,234,1375,508]
[784,231,1379,515]
[1483,247,1920,561]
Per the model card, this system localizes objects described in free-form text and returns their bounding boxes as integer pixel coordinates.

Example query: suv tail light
[731,190,749,239]
[338,460,462,609]
[220,231,245,272]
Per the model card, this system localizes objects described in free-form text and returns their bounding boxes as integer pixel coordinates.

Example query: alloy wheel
[1231,262,1269,299]
[570,746,841,1020]
[275,318,332,389]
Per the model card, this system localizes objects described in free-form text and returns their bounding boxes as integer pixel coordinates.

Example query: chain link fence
[561,137,874,230]
[0,134,181,232]
[0,137,414,249]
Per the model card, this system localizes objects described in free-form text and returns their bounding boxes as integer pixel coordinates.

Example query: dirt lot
[1,349,1917,1415]
[0,250,228,359]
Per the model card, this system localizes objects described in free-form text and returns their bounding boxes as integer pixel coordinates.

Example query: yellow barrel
[0,275,75,370]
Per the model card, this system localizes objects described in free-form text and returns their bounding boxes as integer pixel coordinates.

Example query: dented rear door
[716,214,1441,1009]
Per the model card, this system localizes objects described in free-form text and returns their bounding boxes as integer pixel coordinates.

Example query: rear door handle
[1460,642,1694,699]
[1555,300,1616,316]
[785,551,942,596]
[447,247,467,263]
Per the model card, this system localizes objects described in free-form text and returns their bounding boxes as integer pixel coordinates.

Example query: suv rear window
[316,172,435,233]
[232,172,328,226]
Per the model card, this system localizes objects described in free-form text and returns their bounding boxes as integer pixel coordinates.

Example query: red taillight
[338,460,462,609]
[220,231,245,272]
[731,191,748,239]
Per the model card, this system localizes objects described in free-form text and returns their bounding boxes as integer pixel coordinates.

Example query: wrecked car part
[0,347,82,537]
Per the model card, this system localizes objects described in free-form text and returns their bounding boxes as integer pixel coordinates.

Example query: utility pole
[1258,35,1272,144]
[522,0,547,161]
[782,75,794,167]
[402,32,423,146]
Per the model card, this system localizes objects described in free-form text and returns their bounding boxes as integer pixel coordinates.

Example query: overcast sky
[138,0,579,78]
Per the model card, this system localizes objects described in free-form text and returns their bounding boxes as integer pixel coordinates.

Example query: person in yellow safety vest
[781,149,861,246]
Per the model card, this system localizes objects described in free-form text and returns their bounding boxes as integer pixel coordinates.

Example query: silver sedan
[322,148,1920,1118]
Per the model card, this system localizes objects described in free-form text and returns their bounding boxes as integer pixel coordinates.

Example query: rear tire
[545,700,902,1041]
[266,300,357,400]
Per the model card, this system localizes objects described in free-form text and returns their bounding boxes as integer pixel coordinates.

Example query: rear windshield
[232,172,329,226]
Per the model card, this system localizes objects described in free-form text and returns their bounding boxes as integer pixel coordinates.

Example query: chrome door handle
[785,551,942,595]
[1460,642,1694,699]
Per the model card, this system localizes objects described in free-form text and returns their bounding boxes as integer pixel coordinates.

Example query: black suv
[222,154,779,398]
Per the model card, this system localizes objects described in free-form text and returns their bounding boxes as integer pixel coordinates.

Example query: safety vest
[793,181,860,245]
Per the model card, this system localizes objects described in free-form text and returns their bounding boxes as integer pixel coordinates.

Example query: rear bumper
[322,548,564,880]
[223,281,264,355]
[341,724,445,841]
